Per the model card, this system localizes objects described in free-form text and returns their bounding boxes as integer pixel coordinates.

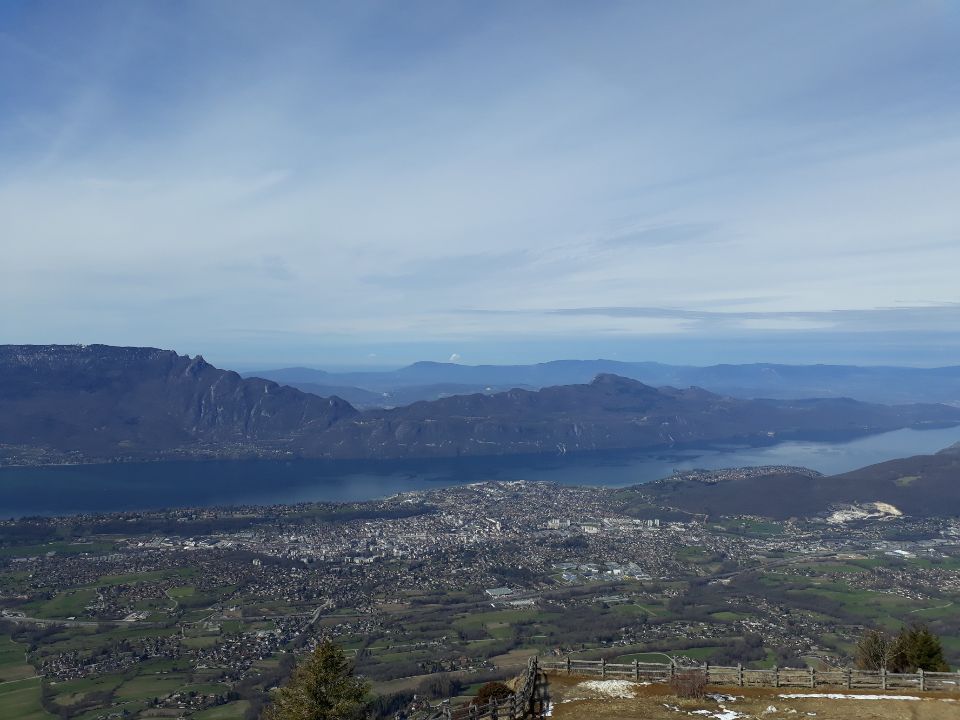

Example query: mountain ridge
[3,344,960,466]
[245,358,960,407]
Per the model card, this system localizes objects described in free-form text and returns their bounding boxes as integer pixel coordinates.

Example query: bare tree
[854,629,901,671]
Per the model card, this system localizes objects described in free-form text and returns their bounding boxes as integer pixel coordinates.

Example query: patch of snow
[576,679,641,698]
[778,693,920,701]
[762,707,777,714]
[707,693,741,703]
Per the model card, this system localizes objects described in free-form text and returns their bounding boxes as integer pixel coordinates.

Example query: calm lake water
[2,425,959,518]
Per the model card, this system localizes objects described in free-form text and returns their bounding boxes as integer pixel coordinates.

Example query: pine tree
[264,639,368,720]
[898,623,950,673]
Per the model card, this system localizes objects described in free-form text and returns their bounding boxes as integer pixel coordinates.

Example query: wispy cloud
[594,222,721,250]
[543,303,960,334]
[1,2,959,366]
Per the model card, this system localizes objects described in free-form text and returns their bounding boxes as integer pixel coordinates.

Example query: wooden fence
[418,656,547,720]
[537,656,960,693]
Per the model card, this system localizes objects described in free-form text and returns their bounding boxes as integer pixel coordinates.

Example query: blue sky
[2,1,960,369]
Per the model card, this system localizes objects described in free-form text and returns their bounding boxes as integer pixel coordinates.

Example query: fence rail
[419,656,547,720]
[413,655,958,719]
[537,656,960,692]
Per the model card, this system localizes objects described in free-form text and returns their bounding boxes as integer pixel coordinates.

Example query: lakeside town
[2,471,959,719]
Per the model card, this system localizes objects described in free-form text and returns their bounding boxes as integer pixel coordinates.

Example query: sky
[2,1,960,370]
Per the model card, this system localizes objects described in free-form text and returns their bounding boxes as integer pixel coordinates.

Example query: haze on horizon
[2,1,960,370]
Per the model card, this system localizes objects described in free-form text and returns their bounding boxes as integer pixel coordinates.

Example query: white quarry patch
[826,501,903,524]
[777,693,920,701]
[575,679,643,698]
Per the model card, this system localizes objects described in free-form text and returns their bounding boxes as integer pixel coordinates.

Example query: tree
[855,629,901,671]
[855,624,950,673]
[898,623,950,673]
[263,639,368,720]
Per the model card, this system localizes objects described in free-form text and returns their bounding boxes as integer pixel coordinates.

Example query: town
[2,471,959,719]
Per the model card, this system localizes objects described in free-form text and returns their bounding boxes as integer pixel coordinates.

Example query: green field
[453,608,538,630]
[26,588,97,619]
[167,585,197,599]
[192,701,252,719]
[96,567,197,587]
[0,677,53,720]
[675,645,727,660]
[0,635,35,682]
[613,652,674,664]
[0,541,116,560]
[716,519,784,536]
[112,672,190,699]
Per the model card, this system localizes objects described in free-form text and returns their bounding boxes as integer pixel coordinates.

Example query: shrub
[669,670,707,700]
[471,681,512,708]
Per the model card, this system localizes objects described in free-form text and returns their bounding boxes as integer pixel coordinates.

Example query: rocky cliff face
[3,345,960,465]
[0,345,357,462]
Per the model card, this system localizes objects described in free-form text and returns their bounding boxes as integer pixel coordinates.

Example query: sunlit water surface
[2,425,958,517]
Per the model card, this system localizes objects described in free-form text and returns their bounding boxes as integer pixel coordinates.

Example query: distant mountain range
[245,359,960,408]
[3,345,960,466]
[639,443,960,519]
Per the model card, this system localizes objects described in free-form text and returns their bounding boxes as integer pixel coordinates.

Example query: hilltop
[546,675,960,720]
[638,443,960,518]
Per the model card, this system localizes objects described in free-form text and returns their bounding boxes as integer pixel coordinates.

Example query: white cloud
[1,2,959,364]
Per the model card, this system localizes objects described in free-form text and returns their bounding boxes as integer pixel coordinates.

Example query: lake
[2,425,959,517]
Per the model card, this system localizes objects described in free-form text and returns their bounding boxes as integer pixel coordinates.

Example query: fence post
[528,674,535,719]
[441,699,451,720]
[845,667,851,690]
[704,662,710,684]
[809,667,815,688]
[737,663,743,687]
[881,668,887,691]
[919,668,925,692]
[670,659,676,679]
[774,666,779,688]
[634,659,640,681]
[566,655,571,675]
[601,657,606,677]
